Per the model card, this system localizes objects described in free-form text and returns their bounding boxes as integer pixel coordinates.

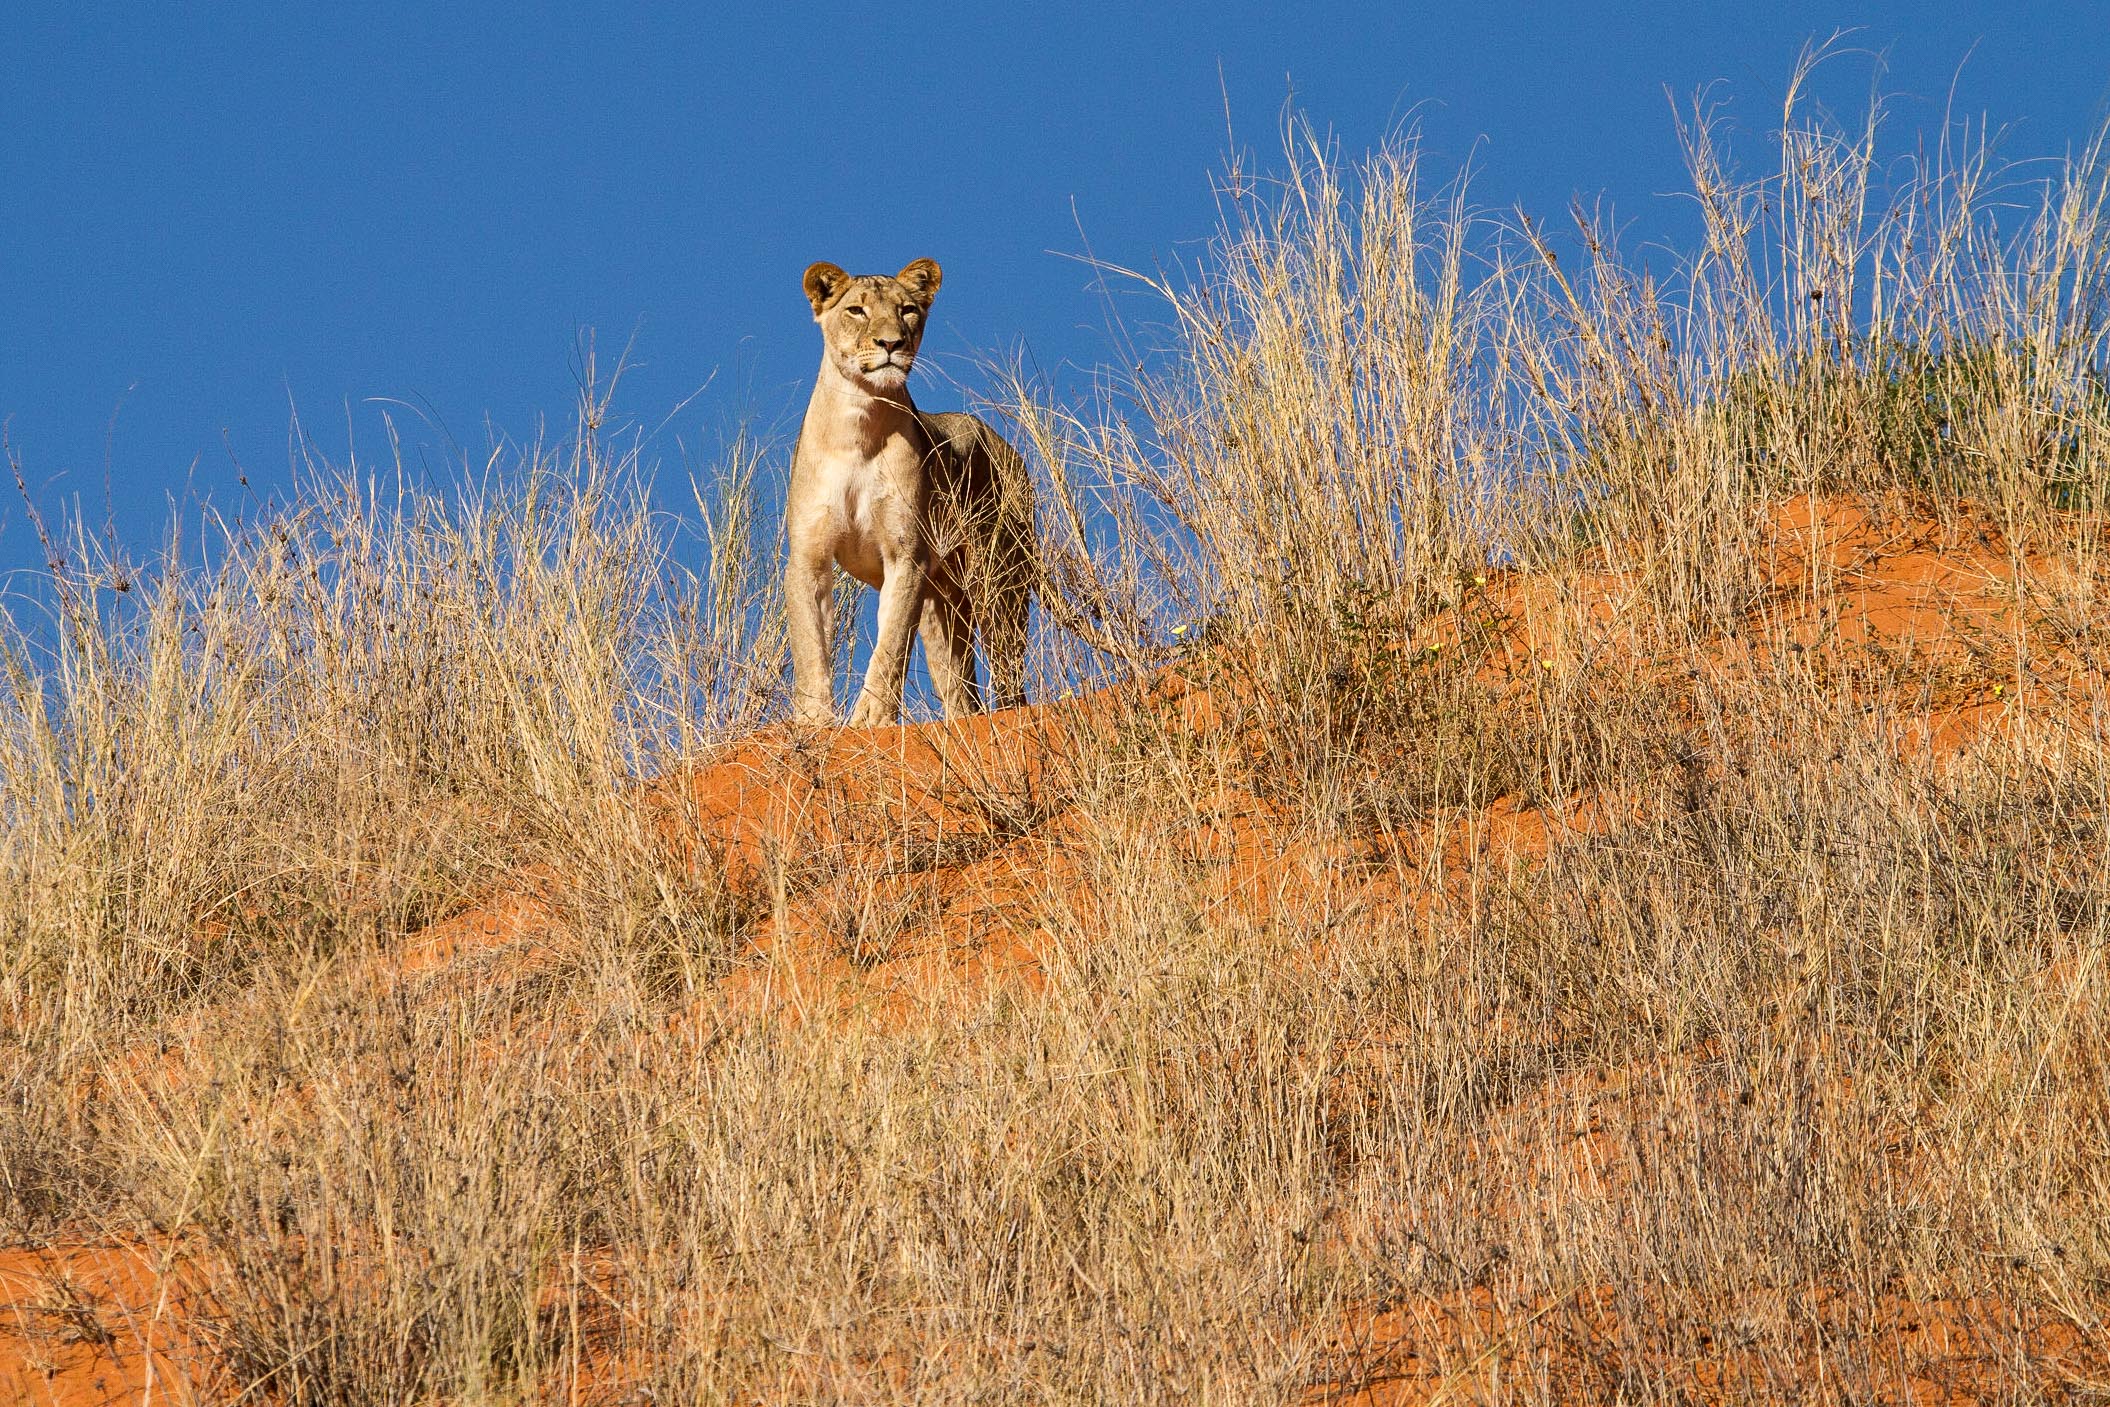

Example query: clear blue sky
[4,3,2108,578]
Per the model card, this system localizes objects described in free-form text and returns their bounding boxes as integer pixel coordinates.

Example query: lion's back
[922,411,1030,521]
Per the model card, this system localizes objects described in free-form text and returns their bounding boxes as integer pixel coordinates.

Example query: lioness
[787,257,1033,726]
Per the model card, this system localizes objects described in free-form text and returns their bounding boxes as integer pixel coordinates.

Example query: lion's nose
[875,336,906,353]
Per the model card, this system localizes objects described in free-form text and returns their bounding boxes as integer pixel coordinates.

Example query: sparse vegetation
[4,53,2108,1405]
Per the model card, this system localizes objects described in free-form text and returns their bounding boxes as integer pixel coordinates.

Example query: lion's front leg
[786,550,838,725]
[847,552,927,728]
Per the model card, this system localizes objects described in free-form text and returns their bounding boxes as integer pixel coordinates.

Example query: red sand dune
[7,495,2103,1405]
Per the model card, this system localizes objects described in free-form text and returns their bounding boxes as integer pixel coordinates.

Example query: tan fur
[786,258,1034,727]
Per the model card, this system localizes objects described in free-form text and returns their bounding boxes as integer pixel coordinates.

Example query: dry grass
[4,54,2109,1405]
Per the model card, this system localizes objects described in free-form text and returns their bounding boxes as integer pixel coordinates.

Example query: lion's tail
[976,421,1035,712]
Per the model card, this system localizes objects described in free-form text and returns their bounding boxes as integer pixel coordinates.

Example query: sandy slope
[6,494,2104,1405]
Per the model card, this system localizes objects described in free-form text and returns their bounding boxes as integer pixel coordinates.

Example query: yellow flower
[1472,574,1487,587]
[1172,624,1189,636]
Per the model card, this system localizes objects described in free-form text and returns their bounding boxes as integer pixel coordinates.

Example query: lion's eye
[844,306,867,318]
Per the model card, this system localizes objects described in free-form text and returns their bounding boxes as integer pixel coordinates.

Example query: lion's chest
[807,441,924,588]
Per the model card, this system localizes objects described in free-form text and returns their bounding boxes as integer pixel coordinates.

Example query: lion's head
[802,258,942,392]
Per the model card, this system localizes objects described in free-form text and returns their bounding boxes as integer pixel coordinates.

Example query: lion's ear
[896,258,942,305]
[803,262,851,316]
